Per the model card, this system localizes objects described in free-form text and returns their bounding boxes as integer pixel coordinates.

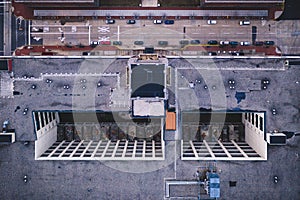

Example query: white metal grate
[38,140,164,160]
[181,140,265,161]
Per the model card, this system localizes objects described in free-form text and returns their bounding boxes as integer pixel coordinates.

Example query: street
[29,19,278,49]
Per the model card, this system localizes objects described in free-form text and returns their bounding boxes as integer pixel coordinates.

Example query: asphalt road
[27,19,300,55]
[30,19,278,48]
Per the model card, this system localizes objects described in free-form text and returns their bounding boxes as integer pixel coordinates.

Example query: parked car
[254,41,264,46]
[33,37,42,41]
[239,20,250,26]
[231,52,244,56]
[105,19,115,24]
[240,41,251,46]
[190,40,200,45]
[158,41,168,46]
[134,41,144,45]
[220,41,229,45]
[82,52,90,56]
[126,20,136,24]
[153,20,163,24]
[113,41,122,45]
[207,40,218,45]
[90,41,98,47]
[71,26,77,33]
[208,52,217,56]
[179,40,189,45]
[43,27,49,32]
[229,41,239,46]
[264,41,275,45]
[207,20,217,25]
[164,20,174,25]
[31,27,43,32]
[100,41,111,45]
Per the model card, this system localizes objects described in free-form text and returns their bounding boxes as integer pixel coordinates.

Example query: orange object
[166,112,176,130]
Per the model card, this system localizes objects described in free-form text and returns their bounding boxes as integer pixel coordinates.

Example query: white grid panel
[181,140,265,161]
[38,140,164,160]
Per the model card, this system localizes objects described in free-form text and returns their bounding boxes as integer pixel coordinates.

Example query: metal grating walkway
[39,140,164,160]
[181,140,263,160]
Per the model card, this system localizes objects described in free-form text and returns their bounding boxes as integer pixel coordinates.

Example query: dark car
[164,20,174,25]
[190,40,200,45]
[231,52,244,56]
[254,41,264,46]
[158,41,168,46]
[113,41,122,45]
[179,40,189,45]
[207,40,218,45]
[126,20,136,24]
[208,52,217,56]
[105,19,115,24]
[134,41,144,45]
[264,41,275,46]
[229,41,239,46]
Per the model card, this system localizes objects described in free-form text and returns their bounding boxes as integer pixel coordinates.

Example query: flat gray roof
[131,64,165,98]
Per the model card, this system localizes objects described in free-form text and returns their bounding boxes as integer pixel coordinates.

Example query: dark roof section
[277,0,300,20]
[131,64,165,98]
[0,60,8,70]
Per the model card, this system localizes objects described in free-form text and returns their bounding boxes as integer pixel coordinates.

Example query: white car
[31,27,43,32]
[31,27,39,32]
[71,26,77,33]
[207,20,217,25]
[240,41,251,46]
[90,41,99,46]
[239,20,250,26]
[43,27,49,32]
[153,20,162,24]
[220,41,229,45]
[33,37,41,41]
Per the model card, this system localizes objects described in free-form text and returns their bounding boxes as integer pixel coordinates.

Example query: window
[34,112,40,131]
[40,112,45,128]
[245,113,248,120]
[255,114,258,128]
[251,113,254,125]
[45,112,49,125]
[49,112,53,122]
[259,117,263,131]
